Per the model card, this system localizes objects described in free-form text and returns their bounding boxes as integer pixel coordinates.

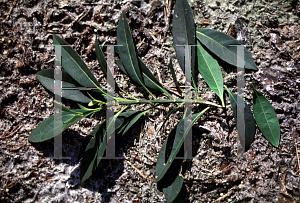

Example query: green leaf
[115,13,160,98]
[168,58,182,95]
[226,88,255,150]
[157,125,185,203]
[155,107,210,182]
[80,107,130,182]
[80,121,106,182]
[80,116,126,182]
[36,69,92,103]
[53,34,104,94]
[52,101,78,114]
[142,73,175,99]
[139,58,163,91]
[250,82,280,147]
[95,36,107,76]
[162,172,184,203]
[77,103,95,111]
[197,41,225,107]
[196,28,257,70]
[115,111,140,131]
[117,12,156,98]
[120,108,153,136]
[29,109,92,142]
[117,12,143,85]
[173,0,196,74]
[156,102,185,136]
[95,36,121,93]
[88,100,98,107]
[115,59,128,74]
[117,55,168,95]
[78,134,93,162]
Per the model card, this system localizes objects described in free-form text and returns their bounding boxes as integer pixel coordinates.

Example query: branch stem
[110,99,221,107]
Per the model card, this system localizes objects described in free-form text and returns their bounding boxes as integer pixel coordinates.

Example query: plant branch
[110,99,221,108]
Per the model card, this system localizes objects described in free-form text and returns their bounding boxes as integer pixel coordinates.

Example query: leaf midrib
[198,45,223,104]
[196,30,250,67]
[38,112,89,141]
[62,46,100,89]
[121,16,143,86]
[254,90,274,141]
[157,107,209,180]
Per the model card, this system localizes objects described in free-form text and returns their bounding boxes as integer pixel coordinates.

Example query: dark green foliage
[30,0,280,202]
[168,58,183,95]
[36,69,92,103]
[196,28,258,70]
[250,83,281,147]
[29,109,92,142]
[226,89,256,150]
[196,41,224,106]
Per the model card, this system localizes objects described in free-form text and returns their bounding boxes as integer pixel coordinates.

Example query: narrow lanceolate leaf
[156,102,185,136]
[53,35,103,93]
[173,0,196,73]
[117,12,143,85]
[196,28,257,70]
[95,36,121,93]
[162,172,184,203]
[139,58,163,91]
[95,36,107,76]
[29,109,92,142]
[120,107,154,136]
[80,121,106,182]
[250,82,280,147]
[115,59,128,74]
[78,111,137,163]
[142,73,174,99]
[52,101,78,114]
[155,107,210,182]
[77,103,95,111]
[226,88,255,150]
[197,41,224,107]
[117,112,140,134]
[37,69,92,103]
[80,108,130,182]
[168,58,183,95]
[157,125,185,203]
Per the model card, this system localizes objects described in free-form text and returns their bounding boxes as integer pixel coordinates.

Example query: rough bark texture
[0,0,300,202]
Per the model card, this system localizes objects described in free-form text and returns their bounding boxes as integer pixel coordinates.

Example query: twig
[63,10,76,21]
[5,125,22,138]
[162,0,172,42]
[214,190,233,202]
[145,54,155,60]
[6,0,17,20]
[28,186,41,203]
[292,129,300,173]
[141,151,156,163]
[64,8,92,32]
[296,142,300,173]
[136,38,145,49]
[126,160,151,185]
